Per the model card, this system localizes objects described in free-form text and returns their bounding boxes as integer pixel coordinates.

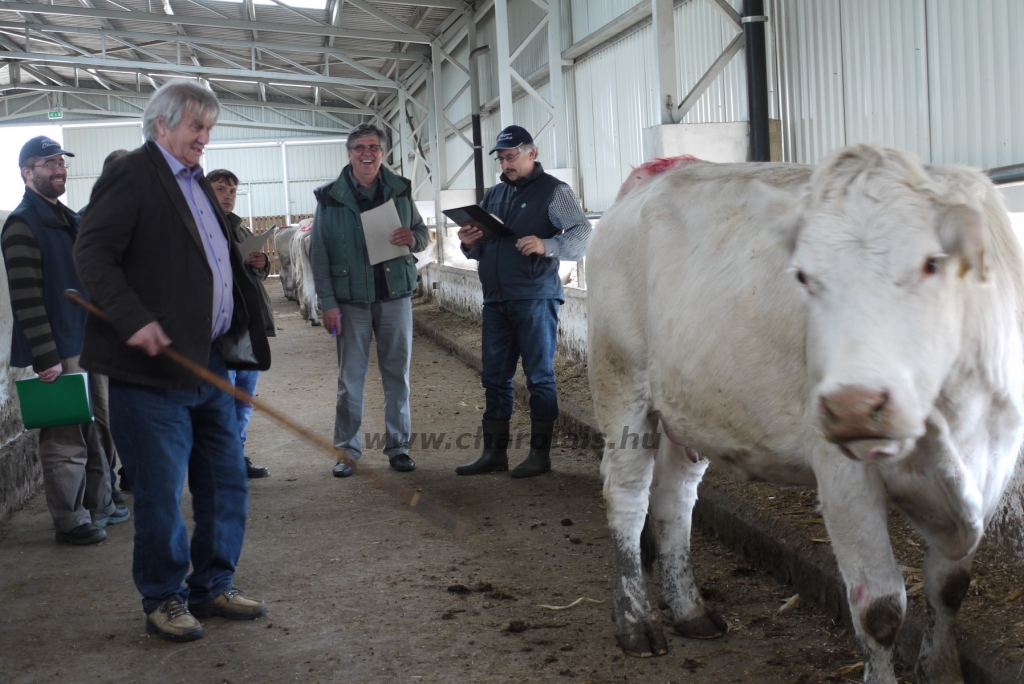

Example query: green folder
[15,372,94,430]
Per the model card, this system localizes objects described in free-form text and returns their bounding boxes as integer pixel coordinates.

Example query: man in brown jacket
[74,80,271,643]
[207,168,273,479]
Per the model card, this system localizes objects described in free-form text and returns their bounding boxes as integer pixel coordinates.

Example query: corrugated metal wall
[63,123,144,211]
[63,122,345,217]
[570,27,657,212]
[926,0,1024,168]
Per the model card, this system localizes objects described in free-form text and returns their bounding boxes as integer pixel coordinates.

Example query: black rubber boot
[455,419,510,475]
[511,420,554,478]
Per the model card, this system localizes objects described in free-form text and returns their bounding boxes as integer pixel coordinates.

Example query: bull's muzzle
[819,385,901,461]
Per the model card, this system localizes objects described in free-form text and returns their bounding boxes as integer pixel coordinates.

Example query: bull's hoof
[674,608,728,639]
[615,623,669,658]
[310,320,321,327]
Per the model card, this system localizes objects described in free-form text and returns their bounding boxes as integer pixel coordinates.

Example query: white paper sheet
[238,227,274,257]
[360,199,410,266]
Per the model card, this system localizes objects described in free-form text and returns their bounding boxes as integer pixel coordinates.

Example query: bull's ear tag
[521,203,527,208]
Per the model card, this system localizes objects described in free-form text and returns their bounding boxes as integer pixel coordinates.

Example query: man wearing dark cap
[1,136,129,544]
[455,125,592,478]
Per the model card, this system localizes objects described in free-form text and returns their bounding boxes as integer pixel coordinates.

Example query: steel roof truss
[0,2,435,44]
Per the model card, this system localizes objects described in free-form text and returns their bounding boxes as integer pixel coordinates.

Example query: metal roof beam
[0,48,398,88]
[0,84,368,114]
[0,2,436,44]
[0,20,429,60]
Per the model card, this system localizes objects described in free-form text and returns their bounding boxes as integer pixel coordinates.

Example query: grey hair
[142,80,220,141]
[346,122,388,150]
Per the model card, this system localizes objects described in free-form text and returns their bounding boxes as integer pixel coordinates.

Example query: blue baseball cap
[19,136,74,166]
[489,125,533,154]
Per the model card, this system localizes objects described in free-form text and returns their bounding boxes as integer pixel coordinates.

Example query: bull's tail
[640,511,657,574]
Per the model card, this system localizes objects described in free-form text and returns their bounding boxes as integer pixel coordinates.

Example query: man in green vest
[310,123,431,478]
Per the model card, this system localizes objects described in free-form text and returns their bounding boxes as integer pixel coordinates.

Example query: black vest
[3,189,88,368]
[477,162,565,304]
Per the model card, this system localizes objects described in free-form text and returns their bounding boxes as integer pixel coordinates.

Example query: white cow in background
[587,146,1024,684]
[290,221,320,326]
[274,224,299,301]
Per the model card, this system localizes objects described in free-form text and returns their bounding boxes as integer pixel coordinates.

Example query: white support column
[280,141,292,225]
[426,63,446,266]
[651,0,678,124]
[493,0,515,128]
[547,0,568,168]
[431,42,448,193]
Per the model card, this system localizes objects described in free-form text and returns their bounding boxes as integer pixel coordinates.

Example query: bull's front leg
[816,450,905,684]
[602,429,667,657]
[649,440,728,638]
[914,546,973,684]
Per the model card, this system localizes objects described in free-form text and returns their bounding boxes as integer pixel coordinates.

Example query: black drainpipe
[986,163,1024,186]
[743,0,771,162]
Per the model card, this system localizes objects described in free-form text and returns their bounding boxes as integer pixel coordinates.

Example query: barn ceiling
[0,0,470,128]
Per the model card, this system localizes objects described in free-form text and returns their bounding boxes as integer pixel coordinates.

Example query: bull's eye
[796,270,808,286]
[924,257,939,276]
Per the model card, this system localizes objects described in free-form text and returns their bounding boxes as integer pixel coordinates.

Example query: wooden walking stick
[65,290,468,539]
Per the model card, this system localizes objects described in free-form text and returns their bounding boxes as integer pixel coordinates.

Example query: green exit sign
[47,110,63,120]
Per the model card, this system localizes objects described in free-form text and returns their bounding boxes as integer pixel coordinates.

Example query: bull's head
[774,146,989,462]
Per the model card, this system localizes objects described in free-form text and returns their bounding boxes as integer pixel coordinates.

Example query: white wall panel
[840,0,930,159]
[926,0,1024,168]
[286,142,346,181]
[569,0,645,41]
[569,27,657,212]
[63,123,144,210]
[675,0,748,124]
[771,0,847,163]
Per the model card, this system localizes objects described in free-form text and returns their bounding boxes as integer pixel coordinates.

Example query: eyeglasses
[33,161,70,170]
[495,151,521,165]
[350,144,383,154]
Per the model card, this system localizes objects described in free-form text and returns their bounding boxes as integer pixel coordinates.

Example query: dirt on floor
[0,287,1016,683]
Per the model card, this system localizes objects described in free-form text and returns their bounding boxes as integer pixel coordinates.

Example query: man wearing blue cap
[1,135,129,544]
[455,125,592,478]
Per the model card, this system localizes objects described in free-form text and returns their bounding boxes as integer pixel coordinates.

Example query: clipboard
[15,372,94,429]
[238,228,274,257]
[442,205,516,241]
[360,199,410,266]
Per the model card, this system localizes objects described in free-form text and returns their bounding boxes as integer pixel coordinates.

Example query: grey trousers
[334,298,412,459]
[38,356,116,533]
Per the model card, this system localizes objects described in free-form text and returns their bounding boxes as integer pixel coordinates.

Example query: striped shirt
[1,218,60,370]
[464,183,592,261]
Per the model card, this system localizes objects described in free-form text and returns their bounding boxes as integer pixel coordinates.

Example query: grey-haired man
[311,122,430,477]
[75,80,271,642]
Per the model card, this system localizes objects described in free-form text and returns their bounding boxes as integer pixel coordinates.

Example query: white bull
[274,224,298,301]
[587,145,1024,684]
[290,223,320,326]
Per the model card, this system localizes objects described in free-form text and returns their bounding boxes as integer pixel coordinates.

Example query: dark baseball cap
[19,136,74,166]
[489,125,533,154]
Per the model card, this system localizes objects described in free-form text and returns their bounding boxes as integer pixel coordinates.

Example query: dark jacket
[310,164,429,308]
[74,140,271,389]
[227,212,276,337]
[3,189,88,368]
[473,162,565,304]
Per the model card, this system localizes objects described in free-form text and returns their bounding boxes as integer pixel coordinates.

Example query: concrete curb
[413,301,1022,684]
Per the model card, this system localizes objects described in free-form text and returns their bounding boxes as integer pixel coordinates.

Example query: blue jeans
[227,369,260,450]
[109,348,248,615]
[481,299,560,422]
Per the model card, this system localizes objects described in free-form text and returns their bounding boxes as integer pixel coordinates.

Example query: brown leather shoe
[146,598,204,642]
[190,588,267,620]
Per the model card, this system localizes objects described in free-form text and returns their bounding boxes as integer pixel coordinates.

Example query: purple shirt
[156,143,233,340]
